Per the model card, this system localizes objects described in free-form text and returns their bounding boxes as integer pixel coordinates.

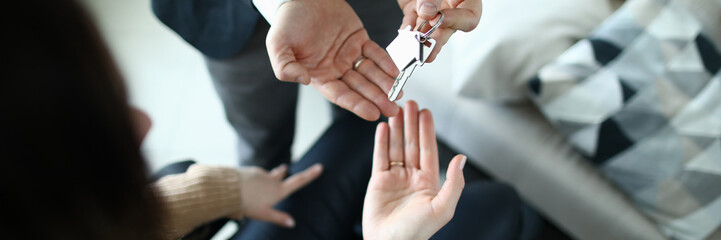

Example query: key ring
[415,11,445,43]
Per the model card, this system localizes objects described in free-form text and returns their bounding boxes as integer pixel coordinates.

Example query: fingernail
[313,164,323,172]
[459,155,467,170]
[286,218,295,228]
[420,2,437,17]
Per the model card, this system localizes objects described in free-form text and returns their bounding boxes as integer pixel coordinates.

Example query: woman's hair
[1,0,163,239]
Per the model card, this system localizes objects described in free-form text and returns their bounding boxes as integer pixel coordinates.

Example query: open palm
[267,0,400,121]
[363,101,466,239]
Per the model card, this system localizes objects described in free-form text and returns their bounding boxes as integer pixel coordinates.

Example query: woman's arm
[153,163,322,239]
[153,164,242,238]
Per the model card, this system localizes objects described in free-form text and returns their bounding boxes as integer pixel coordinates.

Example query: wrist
[252,0,292,24]
[367,224,432,240]
[152,164,244,237]
[256,0,347,25]
[184,164,244,219]
[389,228,431,240]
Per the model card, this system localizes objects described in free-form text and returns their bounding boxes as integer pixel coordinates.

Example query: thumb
[432,154,466,220]
[266,41,311,85]
[417,0,442,20]
[280,61,311,85]
[254,208,296,228]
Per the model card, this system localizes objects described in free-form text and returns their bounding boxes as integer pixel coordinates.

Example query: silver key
[386,12,444,101]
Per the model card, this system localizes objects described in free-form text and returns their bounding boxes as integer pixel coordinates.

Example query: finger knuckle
[407,140,420,149]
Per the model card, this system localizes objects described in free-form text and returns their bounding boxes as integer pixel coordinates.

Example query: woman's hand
[362,100,467,239]
[397,0,482,63]
[235,163,323,228]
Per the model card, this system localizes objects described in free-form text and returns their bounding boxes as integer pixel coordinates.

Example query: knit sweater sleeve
[152,164,243,239]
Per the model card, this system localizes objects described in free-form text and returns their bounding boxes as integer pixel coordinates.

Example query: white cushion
[447,0,616,102]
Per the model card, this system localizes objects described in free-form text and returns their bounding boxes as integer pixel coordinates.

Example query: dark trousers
[155,114,537,240]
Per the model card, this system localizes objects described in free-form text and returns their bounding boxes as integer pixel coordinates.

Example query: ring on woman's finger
[353,57,366,71]
[389,161,404,167]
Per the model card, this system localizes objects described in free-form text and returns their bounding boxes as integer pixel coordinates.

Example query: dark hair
[1,0,163,239]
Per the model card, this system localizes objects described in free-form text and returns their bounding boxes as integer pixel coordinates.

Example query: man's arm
[252,0,289,24]
[150,0,259,59]
[152,0,402,120]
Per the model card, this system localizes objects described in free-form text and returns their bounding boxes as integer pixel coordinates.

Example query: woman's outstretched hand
[236,163,323,228]
[362,100,467,239]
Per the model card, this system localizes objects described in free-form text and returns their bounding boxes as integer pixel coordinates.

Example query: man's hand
[398,0,482,62]
[266,0,400,121]
[362,101,467,239]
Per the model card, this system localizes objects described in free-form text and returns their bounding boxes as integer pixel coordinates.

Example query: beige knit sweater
[152,164,244,239]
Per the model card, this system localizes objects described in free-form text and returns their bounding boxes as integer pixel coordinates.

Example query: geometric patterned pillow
[526,0,721,239]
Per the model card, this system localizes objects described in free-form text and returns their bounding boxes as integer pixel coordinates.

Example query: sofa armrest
[441,101,667,240]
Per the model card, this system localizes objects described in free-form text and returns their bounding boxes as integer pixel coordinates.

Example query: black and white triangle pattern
[527,0,721,239]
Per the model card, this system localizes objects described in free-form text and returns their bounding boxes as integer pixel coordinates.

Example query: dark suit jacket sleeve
[151,0,259,59]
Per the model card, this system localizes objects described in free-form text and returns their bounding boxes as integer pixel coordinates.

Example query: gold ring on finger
[353,57,366,71]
